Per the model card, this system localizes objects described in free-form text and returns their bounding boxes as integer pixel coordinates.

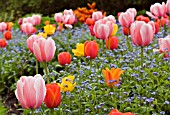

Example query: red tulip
[136,15,150,23]
[109,109,134,115]
[156,18,166,27]
[44,83,61,108]
[154,22,160,34]
[84,40,99,59]
[106,36,118,50]
[88,25,95,36]
[86,18,95,26]
[122,27,130,35]
[58,52,72,66]
[4,31,12,40]
[0,39,7,48]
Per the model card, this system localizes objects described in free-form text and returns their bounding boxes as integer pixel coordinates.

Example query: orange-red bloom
[106,36,118,50]
[136,15,150,23]
[109,109,134,115]
[4,31,12,40]
[102,67,124,88]
[0,39,7,48]
[84,40,99,59]
[44,83,61,108]
[85,18,95,26]
[58,52,72,66]
[122,27,130,35]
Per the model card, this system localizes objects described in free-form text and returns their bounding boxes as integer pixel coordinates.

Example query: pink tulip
[0,22,7,32]
[23,17,35,25]
[126,8,137,18]
[146,2,167,19]
[118,11,134,28]
[148,21,156,34]
[21,23,34,35]
[130,21,154,46]
[103,15,116,24]
[159,35,170,52]
[32,15,41,25]
[18,18,23,25]
[33,37,56,62]
[93,19,113,40]
[54,13,63,23]
[15,74,46,109]
[166,0,170,14]
[27,35,40,53]
[63,9,74,15]
[62,14,75,25]
[92,11,103,21]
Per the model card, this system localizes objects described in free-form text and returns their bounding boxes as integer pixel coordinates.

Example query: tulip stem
[108,37,110,50]
[141,46,144,78]
[31,109,34,115]
[103,40,105,52]
[51,108,54,115]
[44,62,50,83]
[35,59,38,74]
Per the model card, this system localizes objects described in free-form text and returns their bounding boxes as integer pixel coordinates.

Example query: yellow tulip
[58,76,76,92]
[111,24,118,36]
[38,32,47,38]
[44,24,56,35]
[72,43,84,57]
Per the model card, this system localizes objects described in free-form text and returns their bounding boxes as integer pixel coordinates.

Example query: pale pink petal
[97,25,110,40]
[33,42,43,62]
[146,11,158,19]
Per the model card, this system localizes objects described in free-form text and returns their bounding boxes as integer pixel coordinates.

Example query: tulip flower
[32,15,41,25]
[85,18,95,26]
[44,83,61,108]
[72,43,84,57]
[154,22,160,34]
[88,25,95,36]
[6,22,13,31]
[126,8,137,18]
[18,18,23,25]
[84,40,99,59]
[166,0,170,15]
[0,39,7,48]
[102,67,124,88]
[38,32,47,38]
[27,35,40,53]
[63,9,74,15]
[136,15,150,23]
[122,27,130,35]
[93,19,113,40]
[103,15,116,24]
[109,109,134,115]
[58,52,72,66]
[106,36,118,50]
[0,22,7,32]
[15,74,46,109]
[4,31,12,40]
[54,13,63,23]
[58,76,76,92]
[111,24,118,36]
[44,24,56,35]
[92,11,103,21]
[23,17,35,25]
[21,23,34,35]
[62,14,75,28]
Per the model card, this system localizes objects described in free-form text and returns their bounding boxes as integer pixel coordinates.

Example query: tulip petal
[44,88,55,108]
[33,42,43,62]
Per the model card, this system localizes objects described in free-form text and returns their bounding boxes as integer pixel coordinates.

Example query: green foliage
[0,100,7,115]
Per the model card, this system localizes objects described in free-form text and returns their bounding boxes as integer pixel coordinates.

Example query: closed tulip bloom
[102,67,124,88]
[27,35,40,53]
[154,22,160,34]
[62,14,75,25]
[103,15,116,24]
[111,24,118,36]
[58,76,76,92]
[126,8,137,18]
[0,22,7,32]
[84,40,99,59]
[21,23,34,35]
[63,9,74,15]
[159,35,170,52]
[23,17,35,25]
[85,18,95,26]
[18,18,23,25]
[0,39,7,48]
[123,27,130,35]
[54,13,63,23]
[93,19,113,40]
[33,37,56,62]
[32,15,41,25]
[88,25,95,36]
[106,36,118,50]
[15,74,46,109]
[4,31,12,40]
[109,109,134,115]
[38,32,47,39]
[148,21,156,34]
[166,0,170,14]
[92,11,103,21]
[130,21,154,47]
[58,52,72,66]
[44,83,61,108]
[118,11,134,28]
[44,24,56,35]
[72,43,84,57]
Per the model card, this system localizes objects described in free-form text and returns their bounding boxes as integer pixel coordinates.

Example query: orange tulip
[44,83,61,108]
[106,36,118,50]
[109,109,134,115]
[102,67,124,88]
[84,40,99,59]
[58,52,72,66]
[4,31,12,40]
[0,39,7,48]
[123,27,130,35]
[85,18,95,26]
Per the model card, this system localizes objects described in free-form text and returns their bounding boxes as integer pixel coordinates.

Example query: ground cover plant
[0,1,170,115]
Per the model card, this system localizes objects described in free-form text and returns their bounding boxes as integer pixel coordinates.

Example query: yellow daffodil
[38,32,47,38]
[72,43,84,57]
[111,24,118,36]
[58,76,76,92]
[102,67,124,88]
[44,24,56,35]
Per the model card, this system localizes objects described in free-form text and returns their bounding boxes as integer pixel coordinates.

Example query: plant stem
[31,109,34,115]
[103,40,105,53]
[44,62,50,83]
[108,37,110,50]
[51,108,54,115]
[141,46,144,78]
[35,59,38,74]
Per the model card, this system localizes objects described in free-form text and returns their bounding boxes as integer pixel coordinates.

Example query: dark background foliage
[0,0,167,21]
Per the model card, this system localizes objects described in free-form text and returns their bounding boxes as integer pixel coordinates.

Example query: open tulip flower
[23,17,35,25]
[21,23,34,35]
[32,14,41,25]
[44,83,61,108]
[109,109,134,115]
[102,67,124,88]
[84,40,99,59]
[0,22,7,32]
[4,31,12,40]
[54,12,63,23]
[44,24,56,36]
[103,15,116,24]
[58,76,76,92]
[27,35,40,53]
[33,37,56,62]
[58,52,72,66]
[72,43,84,57]
[15,74,46,109]
[92,11,103,21]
